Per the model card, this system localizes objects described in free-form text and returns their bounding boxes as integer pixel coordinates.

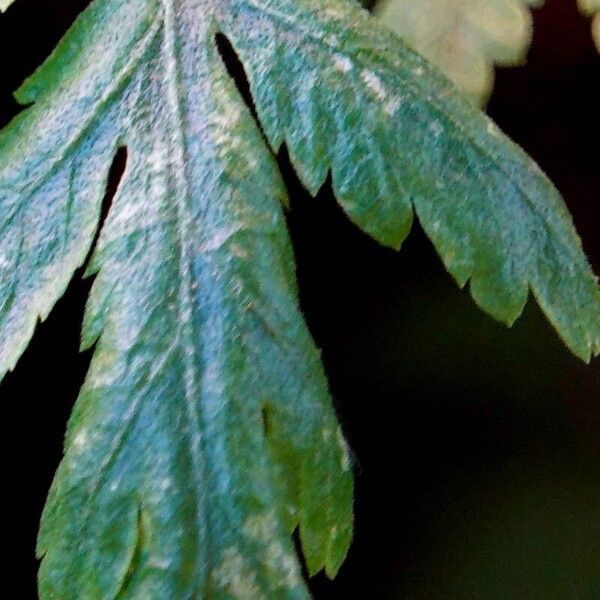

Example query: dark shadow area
[215,32,259,121]
[0,0,91,127]
[0,0,598,598]
[88,146,128,259]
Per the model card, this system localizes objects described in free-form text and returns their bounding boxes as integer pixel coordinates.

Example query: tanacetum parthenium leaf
[0,1,598,598]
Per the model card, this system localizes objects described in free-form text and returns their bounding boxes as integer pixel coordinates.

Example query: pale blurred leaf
[579,0,600,51]
[0,0,15,13]
[375,0,544,104]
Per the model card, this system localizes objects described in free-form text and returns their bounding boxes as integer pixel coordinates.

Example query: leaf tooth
[226,0,599,360]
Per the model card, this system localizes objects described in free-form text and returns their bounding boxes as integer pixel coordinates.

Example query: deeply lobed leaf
[0,0,598,598]
[2,1,352,598]
[223,0,599,360]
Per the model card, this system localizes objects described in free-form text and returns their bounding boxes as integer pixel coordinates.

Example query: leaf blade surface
[0,1,598,598]
[224,0,599,360]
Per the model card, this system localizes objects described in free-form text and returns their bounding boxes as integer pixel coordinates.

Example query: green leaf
[2,2,351,598]
[579,0,600,51]
[0,0,14,12]
[0,0,598,598]
[225,0,599,360]
[374,0,544,105]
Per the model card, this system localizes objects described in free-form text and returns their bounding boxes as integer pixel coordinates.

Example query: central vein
[161,0,209,585]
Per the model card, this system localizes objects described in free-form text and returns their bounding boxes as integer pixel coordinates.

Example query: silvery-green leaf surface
[0,0,14,12]
[0,0,598,598]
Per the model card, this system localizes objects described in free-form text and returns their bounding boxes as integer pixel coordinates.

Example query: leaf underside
[0,0,598,598]
[0,0,14,12]
[375,0,544,105]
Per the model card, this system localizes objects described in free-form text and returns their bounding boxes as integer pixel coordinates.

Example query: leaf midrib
[161,0,210,588]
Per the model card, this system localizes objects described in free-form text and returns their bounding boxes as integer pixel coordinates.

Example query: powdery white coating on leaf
[337,426,352,472]
[361,68,388,100]
[384,95,403,116]
[213,548,267,600]
[1,1,352,598]
[0,0,598,598]
[243,511,304,589]
[222,0,599,361]
[72,430,89,450]
[332,53,353,73]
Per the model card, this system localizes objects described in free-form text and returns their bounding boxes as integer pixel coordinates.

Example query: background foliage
[374,0,544,104]
[578,0,600,50]
[371,0,600,102]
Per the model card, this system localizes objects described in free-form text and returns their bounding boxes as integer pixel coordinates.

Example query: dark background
[1,0,599,598]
